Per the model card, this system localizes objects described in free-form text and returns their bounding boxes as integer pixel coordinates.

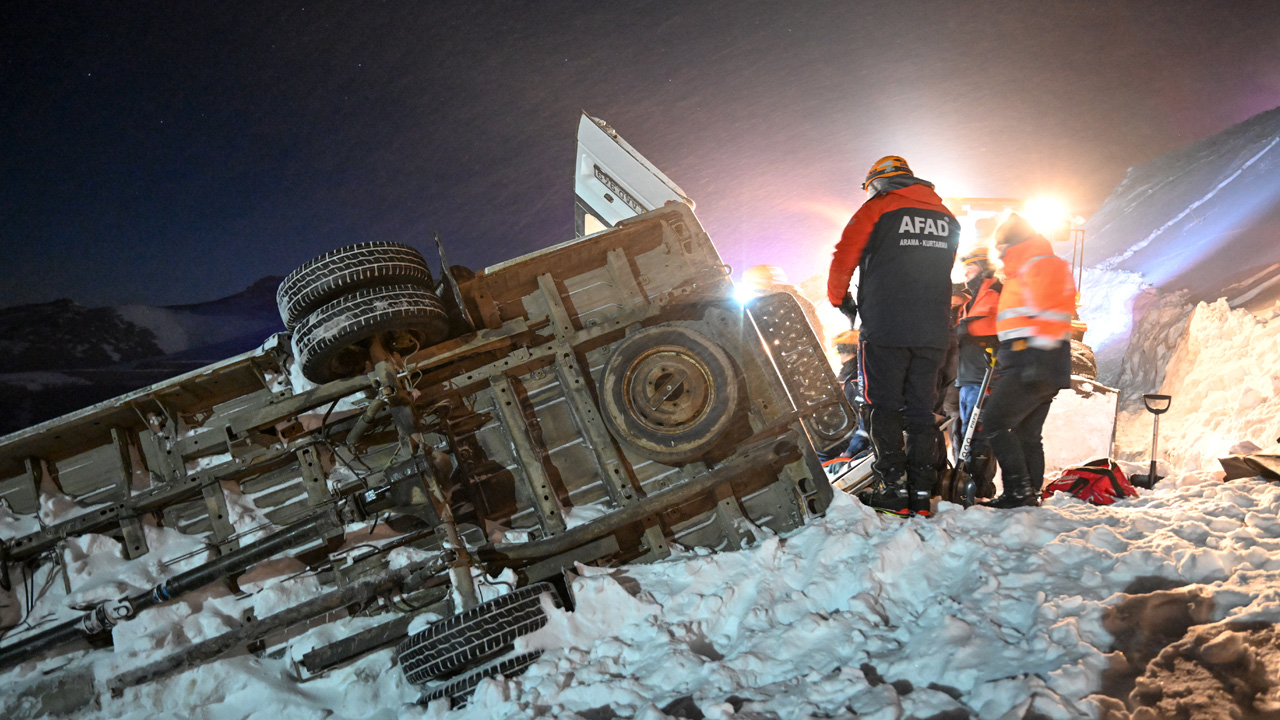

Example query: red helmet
[863,155,912,190]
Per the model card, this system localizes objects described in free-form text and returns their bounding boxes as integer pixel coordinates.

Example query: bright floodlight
[1023,196,1069,237]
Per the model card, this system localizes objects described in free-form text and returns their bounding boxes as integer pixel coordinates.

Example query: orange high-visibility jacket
[959,275,1001,337]
[996,236,1076,349]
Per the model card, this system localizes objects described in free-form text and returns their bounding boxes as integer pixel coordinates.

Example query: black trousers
[859,343,944,426]
[860,343,944,487]
[980,372,1059,487]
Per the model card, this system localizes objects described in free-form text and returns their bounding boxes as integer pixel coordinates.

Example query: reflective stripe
[998,326,1068,346]
[998,307,1074,322]
[1026,335,1066,350]
[998,307,1038,321]
[997,326,1036,341]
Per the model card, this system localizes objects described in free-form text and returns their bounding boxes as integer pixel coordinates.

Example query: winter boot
[982,475,1038,509]
[909,488,933,517]
[968,450,997,499]
[863,408,910,516]
[868,407,907,480]
[862,471,910,517]
[906,423,940,517]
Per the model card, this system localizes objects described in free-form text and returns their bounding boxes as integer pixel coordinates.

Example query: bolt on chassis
[0,202,856,706]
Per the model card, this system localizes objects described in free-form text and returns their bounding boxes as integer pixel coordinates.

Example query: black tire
[1070,339,1098,380]
[600,325,741,466]
[277,242,434,330]
[398,583,558,686]
[420,652,543,708]
[292,284,449,383]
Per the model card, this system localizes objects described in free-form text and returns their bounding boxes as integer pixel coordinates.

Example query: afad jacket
[993,235,1076,388]
[827,179,959,349]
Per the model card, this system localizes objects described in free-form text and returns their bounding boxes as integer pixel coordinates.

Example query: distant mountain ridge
[0,277,284,435]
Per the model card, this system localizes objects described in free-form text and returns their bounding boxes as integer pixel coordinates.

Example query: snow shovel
[945,350,996,507]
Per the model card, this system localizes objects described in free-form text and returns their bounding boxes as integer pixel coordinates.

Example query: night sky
[4,1,1279,308]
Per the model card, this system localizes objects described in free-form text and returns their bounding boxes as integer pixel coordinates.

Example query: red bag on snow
[1042,458,1138,505]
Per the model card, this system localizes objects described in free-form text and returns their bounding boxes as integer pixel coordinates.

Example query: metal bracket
[111,428,149,560]
[201,482,240,554]
[712,484,750,550]
[536,274,576,338]
[297,446,331,507]
[488,374,566,536]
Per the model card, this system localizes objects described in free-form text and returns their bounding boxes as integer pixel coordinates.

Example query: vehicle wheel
[397,583,559,686]
[419,652,543,708]
[277,242,434,330]
[293,285,448,383]
[600,325,741,466]
[1070,339,1098,380]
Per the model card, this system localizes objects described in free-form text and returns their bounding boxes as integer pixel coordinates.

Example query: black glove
[955,318,971,338]
[838,293,858,324]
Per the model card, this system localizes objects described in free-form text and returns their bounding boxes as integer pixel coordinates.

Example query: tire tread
[277,242,433,329]
[397,583,557,686]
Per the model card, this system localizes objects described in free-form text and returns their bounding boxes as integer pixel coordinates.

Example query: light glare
[1023,196,1070,237]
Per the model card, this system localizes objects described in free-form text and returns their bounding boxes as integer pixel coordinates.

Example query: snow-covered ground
[2,288,1280,719]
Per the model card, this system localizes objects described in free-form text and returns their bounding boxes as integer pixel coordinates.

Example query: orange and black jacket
[828,179,959,349]
[993,235,1077,388]
[955,273,1001,386]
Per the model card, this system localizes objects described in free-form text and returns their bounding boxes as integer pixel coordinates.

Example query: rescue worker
[980,214,1076,508]
[828,155,960,516]
[954,247,1002,490]
[821,328,871,462]
[937,282,967,454]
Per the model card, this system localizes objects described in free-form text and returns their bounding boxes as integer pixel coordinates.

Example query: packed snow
[1114,297,1280,475]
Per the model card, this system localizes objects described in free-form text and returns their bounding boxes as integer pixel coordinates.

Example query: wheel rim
[621,346,715,434]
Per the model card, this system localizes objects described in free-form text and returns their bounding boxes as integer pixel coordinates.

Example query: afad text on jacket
[828,179,960,349]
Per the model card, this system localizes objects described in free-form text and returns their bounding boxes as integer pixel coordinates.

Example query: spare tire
[277,242,434,330]
[600,325,741,466]
[292,284,448,383]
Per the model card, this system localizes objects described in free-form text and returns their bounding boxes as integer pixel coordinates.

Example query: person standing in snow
[820,328,872,462]
[827,155,959,516]
[954,247,1002,489]
[936,282,968,457]
[980,214,1076,508]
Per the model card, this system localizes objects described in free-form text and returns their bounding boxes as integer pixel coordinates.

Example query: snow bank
[1115,297,1280,473]
[1076,268,1147,385]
